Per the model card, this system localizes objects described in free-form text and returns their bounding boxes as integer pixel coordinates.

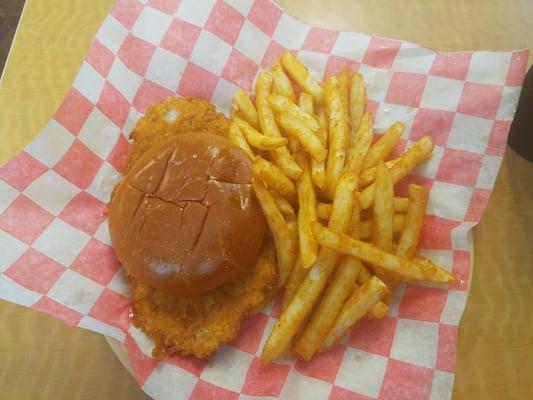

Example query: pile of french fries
[229,52,453,363]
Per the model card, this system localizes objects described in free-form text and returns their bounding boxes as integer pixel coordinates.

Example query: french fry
[337,66,350,123]
[348,73,366,140]
[372,162,394,253]
[324,76,349,198]
[396,184,427,258]
[228,121,255,160]
[393,197,409,213]
[372,162,400,294]
[299,92,314,115]
[271,191,295,216]
[255,72,303,180]
[268,94,320,132]
[368,300,389,319]
[261,172,358,363]
[320,276,388,350]
[359,157,400,188]
[283,258,307,311]
[317,202,332,220]
[310,107,328,190]
[311,222,454,283]
[294,188,363,360]
[295,155,319,269]
[272,62,296,103]
[253,156,297,203]
[359,136,434,209]
[278,113,327,163]
[359,214,406,240]
[233,89,260,129]
[344,112,373,175]
[280,52,324,105]
[234,117,287,150]
[363,122,404,170]
[253,178,296,287]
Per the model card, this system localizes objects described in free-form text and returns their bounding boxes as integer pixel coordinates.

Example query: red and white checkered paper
[0,0,528,399]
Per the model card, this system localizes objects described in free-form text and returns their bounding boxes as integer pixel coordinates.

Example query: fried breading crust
[122,97,278,358]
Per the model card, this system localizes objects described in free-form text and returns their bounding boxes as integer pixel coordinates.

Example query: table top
[1,1,532,399]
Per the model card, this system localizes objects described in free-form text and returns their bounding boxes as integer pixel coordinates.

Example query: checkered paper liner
[0,0,528,398]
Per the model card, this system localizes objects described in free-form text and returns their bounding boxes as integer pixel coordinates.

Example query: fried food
[122,97,278,358]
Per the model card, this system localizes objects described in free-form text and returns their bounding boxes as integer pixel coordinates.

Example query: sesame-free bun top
[109,132,266,297]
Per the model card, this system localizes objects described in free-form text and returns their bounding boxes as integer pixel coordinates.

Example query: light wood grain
[0,1,532,399]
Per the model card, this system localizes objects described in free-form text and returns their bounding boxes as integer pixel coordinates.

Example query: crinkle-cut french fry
[253,156,297,203]
[228,121,255,160]
[320,276,388,350]
[311,222,454,284]
[344,112,373,175]
[260,172,358,363]
[295,154,318,269]
[359,157,400,188]
[268,94,320,132]
[359,136,434,210]
[233,89,260,129]
[349,73,366,141]
[234,117,287,150]
[255,72,302,180]
[272,61,296,103]
[324,76,349,198]
[280,52,324,105]
[294,189,362,360]
[363,121,404,170]
[253,178,296,288]
[278,113,327,163]
[359,214,406,240]
[283,258,307,311]
[271,191,295,216]
[396,184,427,259]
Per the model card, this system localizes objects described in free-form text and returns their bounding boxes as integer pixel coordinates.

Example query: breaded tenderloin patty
[121,97,278,358]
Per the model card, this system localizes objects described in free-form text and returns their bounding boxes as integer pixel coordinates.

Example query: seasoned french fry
[368,301,389,319]
[372,162,394,252]
[299,93,314,115]
[278,113,327,163]
[359,157,400,188]
[320,276,388,350]
[271,191,295,216]
[372,162,400,293]
[255,72,303,180]
[396,184,427,258]
[363,122,404,170]
[393,197,409,213]
[280,52,324,105]
[337,66,350,122]
[317,202,332,220]
[228,121,255,160]
[310,107,328,190]
[349,73,366,140]
[311,222,454,283]
[324,76,349,198]
[272,62,296,102]
[294,188,362,360]
[253,156,297,203]
[359,136,434,209]
[234,117,287,150]
[295,155,318,269]
[359,214,406,239]
[233,89,260,129]
[261,172,358,363]
[356,264,373,285]
[268,94,320,132]
[344,112,373,175]
[253,178,296,287]
[283,258,307,311]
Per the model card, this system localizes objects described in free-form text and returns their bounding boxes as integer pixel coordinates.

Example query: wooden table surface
[0,0,532,399]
